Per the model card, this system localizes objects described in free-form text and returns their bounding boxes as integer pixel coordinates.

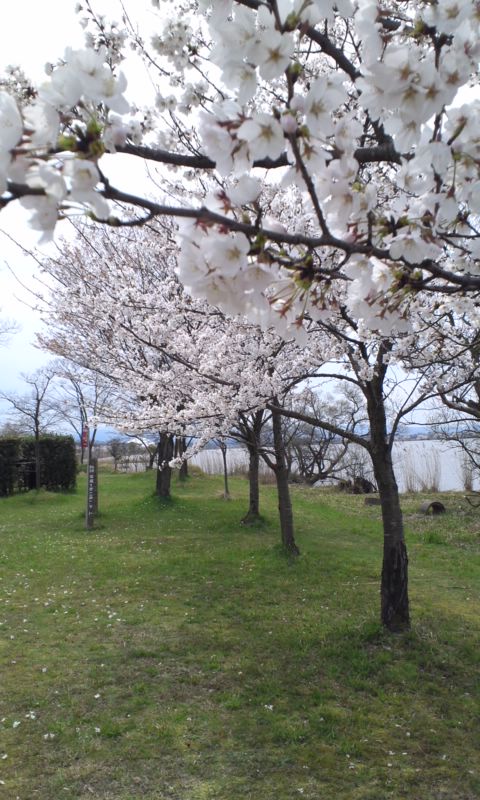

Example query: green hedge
[0,438,21,496]
[0,435,76,496]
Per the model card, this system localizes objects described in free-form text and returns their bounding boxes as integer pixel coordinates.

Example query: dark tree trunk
[219,442,230,499]
[271,407,300,556]
[240,410,265,524]
[241,443,260,523]
[175,436,188,481]
[156,433,174,498]
[179,458,188,481]
[367,371,409,631]
[373,452,409,631]
[148,447,156,470]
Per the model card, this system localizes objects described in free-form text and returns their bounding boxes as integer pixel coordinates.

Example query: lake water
[190,439,473,494]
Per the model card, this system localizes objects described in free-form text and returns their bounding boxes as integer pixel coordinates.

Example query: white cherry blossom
[26,164,66,201]
[0,91,22,152]
[250,27,295,81]
[304,76,347,138]
[19,195,59,242]
[237,113,285,161]
[23,101,60,149]
[227,175,262,205]
[0,0,479,336]
[64,159,110,218]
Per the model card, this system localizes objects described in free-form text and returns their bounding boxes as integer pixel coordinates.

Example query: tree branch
[267,402,370,450]
[115,140,402,170]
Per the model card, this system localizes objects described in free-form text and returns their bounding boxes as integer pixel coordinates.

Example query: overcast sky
[0,3,82,398]
[0,0,160,408]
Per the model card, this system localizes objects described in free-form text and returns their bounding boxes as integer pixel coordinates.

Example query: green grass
[0,471,479,799]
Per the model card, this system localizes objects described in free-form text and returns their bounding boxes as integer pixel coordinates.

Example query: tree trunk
[272,407,300,556]
[176,436,188,481]
[241,443,261,523]
[156,433,174,498]
[148,447,156,470]
[368,392,410,631]
[220,442,230,499]
[374,456,409,630]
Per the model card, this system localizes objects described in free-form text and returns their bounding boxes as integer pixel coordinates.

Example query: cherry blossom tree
[35,222,320,552]
[35,218,457,623]
[2,0,478,621]
[0,1,480,338]
[269,308,443,630]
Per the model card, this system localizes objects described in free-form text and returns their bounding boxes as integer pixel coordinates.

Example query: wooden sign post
[86,457,97,530]
[86,434,98,530]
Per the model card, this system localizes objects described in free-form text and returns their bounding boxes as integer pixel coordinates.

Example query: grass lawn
[0,469,479,799]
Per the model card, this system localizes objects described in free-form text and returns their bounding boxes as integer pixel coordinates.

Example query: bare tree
[107,438,128,472]
[50,360,115,463]
[285,391,351,486]
[431,403,480,489]
[125,433,159,471]
[0,368,60,490]
[0,314,19,346]
[338,445,377,493]
[418,316,480,491]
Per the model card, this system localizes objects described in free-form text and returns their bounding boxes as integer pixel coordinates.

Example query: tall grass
[401,444,442,494]
[191,446,276,482]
